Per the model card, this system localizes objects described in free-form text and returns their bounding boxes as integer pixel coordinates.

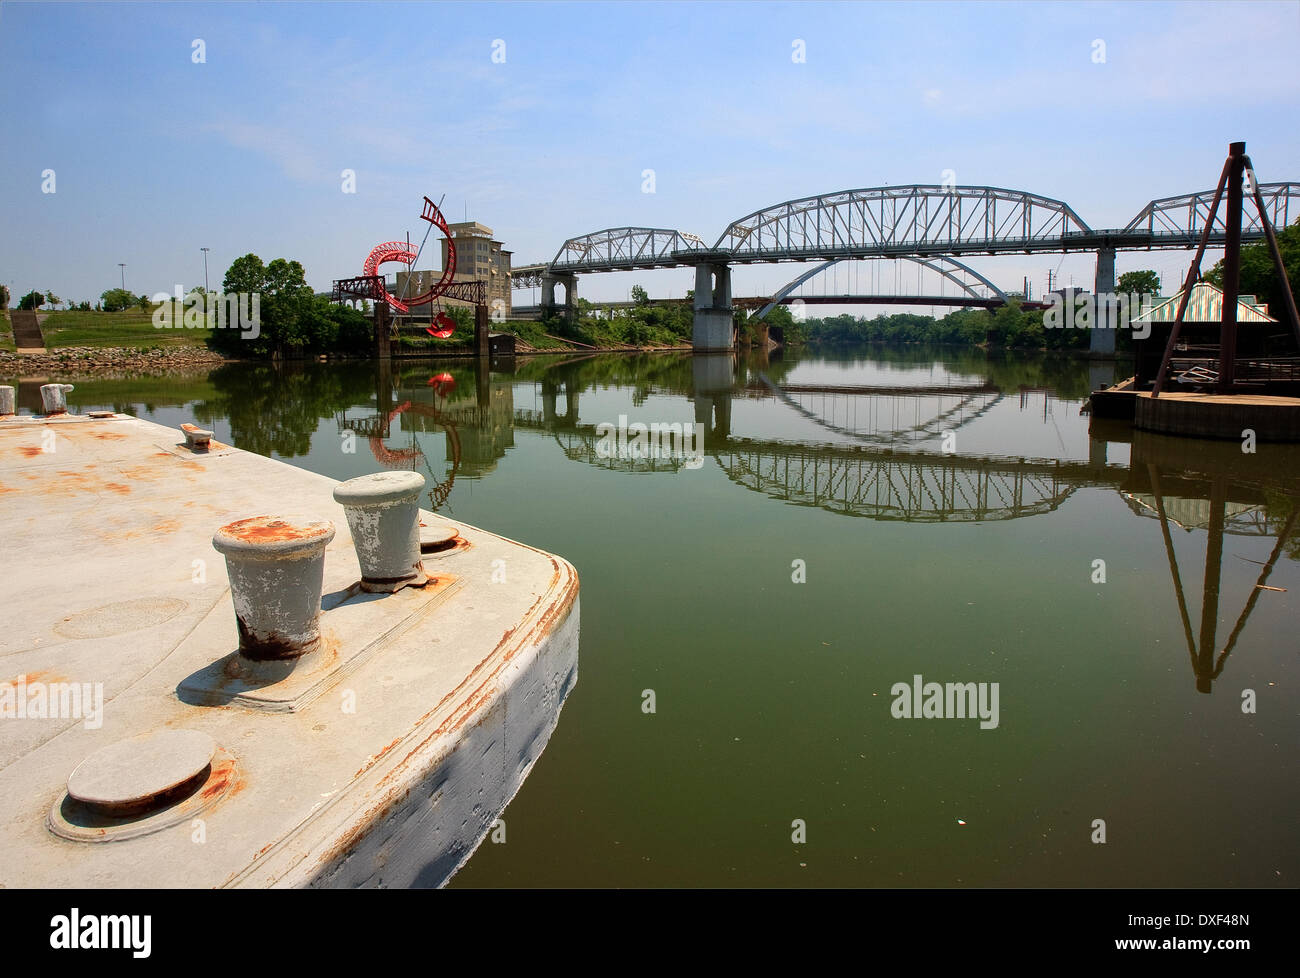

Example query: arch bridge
[515,180,1300,353]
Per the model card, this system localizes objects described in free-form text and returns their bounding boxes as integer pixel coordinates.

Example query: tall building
[392,221,512,320]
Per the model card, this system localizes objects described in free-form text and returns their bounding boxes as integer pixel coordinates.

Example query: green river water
[10,347,1296,887]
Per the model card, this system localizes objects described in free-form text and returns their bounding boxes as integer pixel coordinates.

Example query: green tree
[630,284,649,306]
[136,294,151,311]
[18,290,45,310]
[445,305,473,331]
[1117,270,1162,297]
[214,254,317,356]
[100,288,135,312]
[222,254,266,297]
[0,285,10,310]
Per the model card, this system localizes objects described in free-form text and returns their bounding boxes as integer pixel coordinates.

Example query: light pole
[201,248,210,294]
[118,264,126,291]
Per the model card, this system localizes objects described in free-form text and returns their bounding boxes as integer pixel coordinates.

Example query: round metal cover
[67,729,217,813]
[54,596,187,640]
[419,523,459,549]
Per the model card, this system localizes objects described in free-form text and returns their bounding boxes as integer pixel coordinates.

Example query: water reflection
[16,349,1299,696]
[1114,429,1300,694]
[198,362,376,458]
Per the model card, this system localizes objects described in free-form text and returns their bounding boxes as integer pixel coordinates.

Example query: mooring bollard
[181,423,213,450]
[0,386,14,416]
[212,516,336,660]
[332,471,427,592]
[40,384,75,415]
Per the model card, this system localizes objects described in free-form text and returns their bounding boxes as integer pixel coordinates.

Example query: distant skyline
[2,0,1297,312]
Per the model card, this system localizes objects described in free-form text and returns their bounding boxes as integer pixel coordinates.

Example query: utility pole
[118,264,126,291]
[201,248,210,293]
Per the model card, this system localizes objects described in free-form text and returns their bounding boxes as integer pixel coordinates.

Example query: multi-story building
[392,221,512,320]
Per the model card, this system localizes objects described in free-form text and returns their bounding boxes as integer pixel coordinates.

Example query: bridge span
[512,180,1300,354]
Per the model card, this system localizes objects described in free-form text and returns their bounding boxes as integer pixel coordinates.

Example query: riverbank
[0,346,230,378]
[0,340,698,379]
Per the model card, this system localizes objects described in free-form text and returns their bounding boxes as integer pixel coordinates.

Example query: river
[9,347,1296,887]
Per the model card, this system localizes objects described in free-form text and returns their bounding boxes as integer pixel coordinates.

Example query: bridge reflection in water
[347,352,1297,696]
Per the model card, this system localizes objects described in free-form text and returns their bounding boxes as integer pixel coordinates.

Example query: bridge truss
[550,227,707,273]
[714,186,1092,259]
[1122,181,1299,243]
[513,181,1300,283]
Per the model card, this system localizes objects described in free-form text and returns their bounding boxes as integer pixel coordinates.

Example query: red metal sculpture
[333,196,489,345]
[426,313,456,339]
[359,197,460,319]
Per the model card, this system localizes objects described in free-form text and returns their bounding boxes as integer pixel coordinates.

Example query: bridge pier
[541,273,577,320]
[374,302,392,360]
[691,353,735,441]
[1089,247,1117,356]
[540,380,580,428]
[693,262,734,351]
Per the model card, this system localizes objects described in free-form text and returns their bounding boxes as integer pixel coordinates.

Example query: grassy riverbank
[37,308,217,349]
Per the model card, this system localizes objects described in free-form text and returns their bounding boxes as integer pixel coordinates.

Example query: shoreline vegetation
[3,219,1293,369]
[0,303,1135,380]
[6,219,1293,374]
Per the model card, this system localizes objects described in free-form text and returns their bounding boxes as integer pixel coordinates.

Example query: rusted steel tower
[1152,142,1300,396]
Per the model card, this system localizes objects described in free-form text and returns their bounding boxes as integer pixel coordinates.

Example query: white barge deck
[0,411,579,887]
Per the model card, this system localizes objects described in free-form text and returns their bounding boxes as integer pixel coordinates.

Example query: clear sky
[1,0,1297,309]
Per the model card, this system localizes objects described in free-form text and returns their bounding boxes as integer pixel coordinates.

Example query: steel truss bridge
[513,182,1300,283]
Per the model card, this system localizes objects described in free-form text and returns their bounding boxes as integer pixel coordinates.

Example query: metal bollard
[212,516,336,660]
[332,471,427,592]
[181,423,213,450]
[40,384,75,415]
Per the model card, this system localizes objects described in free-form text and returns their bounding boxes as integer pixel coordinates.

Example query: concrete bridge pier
[1089,247,1117,356]
[541,273,577,320]
[693,262,734,351]
[691,353,735,440]
[1089,434,1108,469]
[540,380,580,428]
[542,380,559,426]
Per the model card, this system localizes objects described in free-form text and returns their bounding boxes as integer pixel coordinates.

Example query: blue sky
[1,0,1297,308]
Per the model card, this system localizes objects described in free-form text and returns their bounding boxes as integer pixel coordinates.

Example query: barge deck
[0,411,579,887]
